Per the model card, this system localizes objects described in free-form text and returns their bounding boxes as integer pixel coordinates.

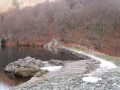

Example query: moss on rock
[14,68,38,78]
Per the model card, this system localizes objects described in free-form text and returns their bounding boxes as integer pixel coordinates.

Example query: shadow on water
[0,46,80,86]
[1,45,6,49]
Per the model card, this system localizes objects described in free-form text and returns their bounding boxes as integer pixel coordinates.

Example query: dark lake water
[0,46,80,86]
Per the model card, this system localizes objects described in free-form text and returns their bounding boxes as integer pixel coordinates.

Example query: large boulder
[49,59,64,66]
[14,67,38,78]
[4,57,45,77]
[14,67,47,78]
[34,70,48,77]
[44,39,63,53]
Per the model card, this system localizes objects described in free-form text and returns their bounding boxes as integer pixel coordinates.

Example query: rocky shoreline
[4,46,101,90]
[9,59,100,90]
[10,67,120,90]
[4,57,66,78]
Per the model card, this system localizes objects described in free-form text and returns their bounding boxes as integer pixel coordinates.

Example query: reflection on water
[0,46,80,86]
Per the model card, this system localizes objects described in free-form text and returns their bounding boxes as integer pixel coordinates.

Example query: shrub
[1,38,7,45]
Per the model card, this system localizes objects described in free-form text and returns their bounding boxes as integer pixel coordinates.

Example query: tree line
[0,0,120,55]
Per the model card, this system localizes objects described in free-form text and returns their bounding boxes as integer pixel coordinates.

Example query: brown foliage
[0,0,120,56]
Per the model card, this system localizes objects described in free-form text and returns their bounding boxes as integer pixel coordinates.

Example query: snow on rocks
[82,76,102,83]
[40,66,62,71]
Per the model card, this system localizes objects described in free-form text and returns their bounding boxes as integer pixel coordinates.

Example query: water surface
[0,46,80,86]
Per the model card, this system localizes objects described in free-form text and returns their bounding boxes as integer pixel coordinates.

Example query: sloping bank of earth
[10,47,119,90]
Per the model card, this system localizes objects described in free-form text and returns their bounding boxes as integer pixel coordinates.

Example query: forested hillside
[0,0,120,56]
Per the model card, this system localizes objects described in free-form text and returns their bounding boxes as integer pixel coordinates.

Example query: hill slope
[0,0,120,56]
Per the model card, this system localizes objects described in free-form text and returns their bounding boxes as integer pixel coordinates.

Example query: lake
[0,46,80,86]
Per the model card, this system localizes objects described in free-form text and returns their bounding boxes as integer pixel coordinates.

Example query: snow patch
[82,76,102,83]
[40,66,62,71]
[0,82,10,90]
[65,47,117,69]
[88,55,117,68]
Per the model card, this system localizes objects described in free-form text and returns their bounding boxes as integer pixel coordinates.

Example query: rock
[14,67,38,78]
[36,60,44,67]
[14,67,48,78]
[9,58,101,90]
[11,67,120,90]
[44,39,63,53]
[4,62,18,72]
[4,57,45,77]
[49,59,64,66]
[34,70,48,77]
